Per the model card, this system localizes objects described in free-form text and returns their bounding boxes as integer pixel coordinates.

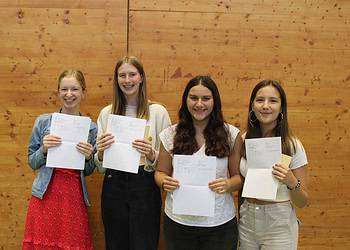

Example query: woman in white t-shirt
[238,80,309,250]
[155,75,243,250]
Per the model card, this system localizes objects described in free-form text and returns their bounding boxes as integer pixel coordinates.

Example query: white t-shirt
[240,137,308,202]
[159,123,240,227]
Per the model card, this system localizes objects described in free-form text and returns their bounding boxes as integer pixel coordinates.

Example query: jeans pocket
[267,203,293,229]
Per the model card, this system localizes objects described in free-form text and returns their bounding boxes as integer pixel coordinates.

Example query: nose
[262,100,269,108]
[195,98,204,107]
[66,89,72,96]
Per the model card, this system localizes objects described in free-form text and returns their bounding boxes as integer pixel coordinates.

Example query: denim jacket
[28,113,97,206]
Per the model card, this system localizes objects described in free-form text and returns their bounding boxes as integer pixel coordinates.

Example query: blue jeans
[164,214,238,250]
[101,167,161,250]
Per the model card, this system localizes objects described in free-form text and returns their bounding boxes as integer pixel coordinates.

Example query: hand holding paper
[208,178,229,194]
[272,154,294,187]
[42,134,62,153]
[162,176,180,192]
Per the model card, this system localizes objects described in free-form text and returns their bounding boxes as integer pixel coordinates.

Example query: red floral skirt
[23,168,93,250]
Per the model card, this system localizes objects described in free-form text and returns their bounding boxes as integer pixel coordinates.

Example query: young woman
[238,80,309,249]
[23,70,97,249]
[94,56,171,250]
[155,75,242,250]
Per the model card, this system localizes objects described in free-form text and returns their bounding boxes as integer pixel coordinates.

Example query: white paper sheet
[242,169,279,200]
[172,154,216,216]
[46,113,91,170]
[245,137,281,169]
[173,154,217,186]
[102,115,146,173]
[173,185,215,217]
[242,137,281,200]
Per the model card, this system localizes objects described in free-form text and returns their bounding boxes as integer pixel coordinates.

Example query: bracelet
[287,179,301,190]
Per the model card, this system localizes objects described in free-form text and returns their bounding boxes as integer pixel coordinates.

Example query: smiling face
[117,63,142,101]
[252,85,282,128]
[186,84,214,124]
[58,76,85,114]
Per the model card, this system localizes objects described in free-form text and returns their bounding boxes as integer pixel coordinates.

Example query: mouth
[260,112,272,115]
[64,98,76,102]
[123,84,136,90]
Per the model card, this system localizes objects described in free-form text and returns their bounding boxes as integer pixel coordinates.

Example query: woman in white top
[155,75,242,250]
[238,80,309,249]
[94,56,171,250]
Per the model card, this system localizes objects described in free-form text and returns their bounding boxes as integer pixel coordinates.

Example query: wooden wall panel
[0,0,127,249]
[1,0,349,249]
[129,1,350,249]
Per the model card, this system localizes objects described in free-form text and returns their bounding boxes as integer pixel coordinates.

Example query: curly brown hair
[173,76,231,158]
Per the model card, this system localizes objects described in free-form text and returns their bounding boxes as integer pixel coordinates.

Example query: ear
[81,89,87,100]
[140,74,144,82]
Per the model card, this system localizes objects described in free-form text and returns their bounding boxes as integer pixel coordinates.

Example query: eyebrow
[189,94,212,97]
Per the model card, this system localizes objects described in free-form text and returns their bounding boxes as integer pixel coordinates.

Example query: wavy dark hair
[173,75,231,158]
[112,56,149,119]
[242,79,296,157]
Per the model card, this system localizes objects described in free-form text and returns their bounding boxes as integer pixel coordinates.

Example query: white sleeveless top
[240,137,308,202]
[159,123,240,227]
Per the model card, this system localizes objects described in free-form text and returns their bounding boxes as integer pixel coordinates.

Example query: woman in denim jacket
[22,70,97,249]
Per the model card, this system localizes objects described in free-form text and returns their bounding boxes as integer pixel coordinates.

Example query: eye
[270,98,280,103]
[129,72,137,77]
[118,73,126,78]
[202,96,212,101]
[189,96,199,101]
[255,98,264,102]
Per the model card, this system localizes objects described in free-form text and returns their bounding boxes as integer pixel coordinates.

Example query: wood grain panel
[0,0,127,248]
[128,1,350,249]
[1,0,349,249]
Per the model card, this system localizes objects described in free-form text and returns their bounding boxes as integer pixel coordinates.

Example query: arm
[209,132,244,193]
[81,124,97,176]
[145,105,172,168]
[94,108,114,173]
[273,164,309,208]
[28,117,61,170]
[154,143,179,192]
[28,118,46,170]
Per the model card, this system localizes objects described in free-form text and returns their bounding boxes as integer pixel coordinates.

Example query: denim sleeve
[83,123,97,176]
[28,117,46,170]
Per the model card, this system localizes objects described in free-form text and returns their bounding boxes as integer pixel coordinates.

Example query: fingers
[76,142,93,159]
[208,178,227,194]
[132,139,155,161]
[272,164,288,178]
[162,176,180,192]
[272,164,294,185]
[42,134,62,152]
[96,133,114,153]
[132,139,152,153]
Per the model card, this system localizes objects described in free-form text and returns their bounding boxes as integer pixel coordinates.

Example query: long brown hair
[173,76,231,158]
[112,56,149,119]
[242,80,296,158]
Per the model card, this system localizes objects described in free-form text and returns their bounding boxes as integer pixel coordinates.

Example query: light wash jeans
[239,200,298,250]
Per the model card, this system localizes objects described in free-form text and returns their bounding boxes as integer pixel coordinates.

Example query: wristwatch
[287,179,301,190]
